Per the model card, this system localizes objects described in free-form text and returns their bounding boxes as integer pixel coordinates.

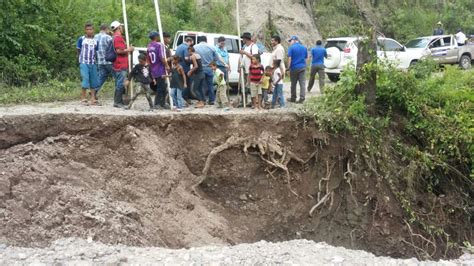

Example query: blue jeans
[171,88,185,109]
[203,67,215,103]
[192,72,206,101]
[97,64,113,92]
[272,84,286,108]
[113,69,127,104]
[80,63,99,89]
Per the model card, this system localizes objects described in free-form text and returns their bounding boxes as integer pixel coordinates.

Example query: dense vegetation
[303,61,473,259]
[311,0,474,42]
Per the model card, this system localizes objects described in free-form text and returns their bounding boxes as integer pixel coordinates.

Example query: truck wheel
[327,73,340,83]
[409,60,418,67]
[459,55,472,70]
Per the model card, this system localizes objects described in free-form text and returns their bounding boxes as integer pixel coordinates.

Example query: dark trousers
[290,67,306,100]
[307,64,325,93]
[152,77,167,107]
[192,72,206,101]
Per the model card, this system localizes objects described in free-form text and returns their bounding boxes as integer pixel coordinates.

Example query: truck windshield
[406,38,430,48]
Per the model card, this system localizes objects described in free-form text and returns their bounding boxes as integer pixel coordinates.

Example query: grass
[0,79,115,105]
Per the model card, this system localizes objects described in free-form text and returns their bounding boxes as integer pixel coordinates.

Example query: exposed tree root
[195,131,316,197]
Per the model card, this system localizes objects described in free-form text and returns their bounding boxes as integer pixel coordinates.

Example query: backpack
[104,36,117,62]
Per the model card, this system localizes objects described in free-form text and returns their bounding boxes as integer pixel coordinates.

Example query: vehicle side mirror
[400,46,406,52]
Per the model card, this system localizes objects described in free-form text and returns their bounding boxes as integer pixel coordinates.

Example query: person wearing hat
[110,20,134,108]
[287,35,308,103]
[147,31,169,109]
[433,21,444,36]
[238,32,259,106]
[455,28,467,46]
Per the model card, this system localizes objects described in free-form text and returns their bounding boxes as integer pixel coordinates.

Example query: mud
[0,112,468,259]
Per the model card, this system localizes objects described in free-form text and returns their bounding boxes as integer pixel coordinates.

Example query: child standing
[169,55,187,111]
[125,53,154,110]
[210,61,231,110]
[261,66,273,108]
[248,56,264,110]
[271,60,286,108]
[76,22,99,105]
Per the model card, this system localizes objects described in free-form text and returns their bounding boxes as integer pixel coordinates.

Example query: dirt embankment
[0,113,470,259]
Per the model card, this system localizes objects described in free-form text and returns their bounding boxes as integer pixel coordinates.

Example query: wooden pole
[236,0,246,108]
[153,0,174,109]
[121,0,133,96]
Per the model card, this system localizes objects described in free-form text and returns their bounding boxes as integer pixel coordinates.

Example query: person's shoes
[163,104,171,110]
[113,103,126,108]
[153,105,163,110]
[307,87,312,92]
[207,101,215,106]
[287,98,296,103]
[297,98,305,104]
[195,101,205,108]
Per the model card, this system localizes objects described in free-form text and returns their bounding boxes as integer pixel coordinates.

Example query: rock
[239,194,248,201]
[18,253,27,260]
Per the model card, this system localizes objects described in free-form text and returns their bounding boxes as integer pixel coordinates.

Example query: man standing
[433,21,444,36]
[287,36,308,103]
[239,32,259,106]
[94,24,113,98]
[147,31,169,109]
[271,35,286,77]
[111,21,134,108]
[307,40,327,94]
[455,28,467,46]
[194,36,228,105]
[77,22,99,105]
[215,36,230,84]
[175,37,194,102]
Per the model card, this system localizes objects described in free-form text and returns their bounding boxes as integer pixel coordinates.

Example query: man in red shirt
[110,21,134,108]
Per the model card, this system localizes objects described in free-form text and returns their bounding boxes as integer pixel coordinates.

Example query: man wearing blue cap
[287,36,308,103]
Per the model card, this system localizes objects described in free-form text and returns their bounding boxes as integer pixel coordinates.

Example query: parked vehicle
[132,31,272,87]
[405,35,474,70]
[324,37,423,82]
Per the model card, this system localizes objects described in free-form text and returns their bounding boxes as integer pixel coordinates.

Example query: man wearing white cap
[433,22,444,36]
[110,21,134,108]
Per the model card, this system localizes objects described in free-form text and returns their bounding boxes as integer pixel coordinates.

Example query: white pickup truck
[405,35,474,70]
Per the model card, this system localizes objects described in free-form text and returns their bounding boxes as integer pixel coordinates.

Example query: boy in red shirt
[248,56,264,110]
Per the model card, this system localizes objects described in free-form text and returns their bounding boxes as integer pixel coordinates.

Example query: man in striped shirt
[76,22,99,105]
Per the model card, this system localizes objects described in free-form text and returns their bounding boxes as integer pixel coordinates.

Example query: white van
[133,31,272,87]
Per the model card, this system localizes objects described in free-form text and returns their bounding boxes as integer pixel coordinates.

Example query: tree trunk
[355,29,377,114]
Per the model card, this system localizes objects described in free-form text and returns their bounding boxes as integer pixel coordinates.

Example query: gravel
[1,238,472,265]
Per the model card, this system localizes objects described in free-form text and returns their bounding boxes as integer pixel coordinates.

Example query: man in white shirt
[271,35,286,77]
[239,32,259,106]
[456,29,467,46]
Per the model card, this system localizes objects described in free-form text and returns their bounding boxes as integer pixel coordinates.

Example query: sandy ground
[0,81,319,116]
[1,238,473,265]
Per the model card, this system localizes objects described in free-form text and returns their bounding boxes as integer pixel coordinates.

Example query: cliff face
[197,0,321,47]
[238,0,321,46]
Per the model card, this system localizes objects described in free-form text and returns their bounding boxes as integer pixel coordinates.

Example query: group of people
[433,21,468,45]
[76,21,329,111]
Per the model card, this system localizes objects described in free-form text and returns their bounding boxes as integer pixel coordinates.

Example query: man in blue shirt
[195,36,229,105]
[215,36,230,84]
[175,37,194,102]
[308,40,328,93]
[94,24,113,99]
[287,36,308,103]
